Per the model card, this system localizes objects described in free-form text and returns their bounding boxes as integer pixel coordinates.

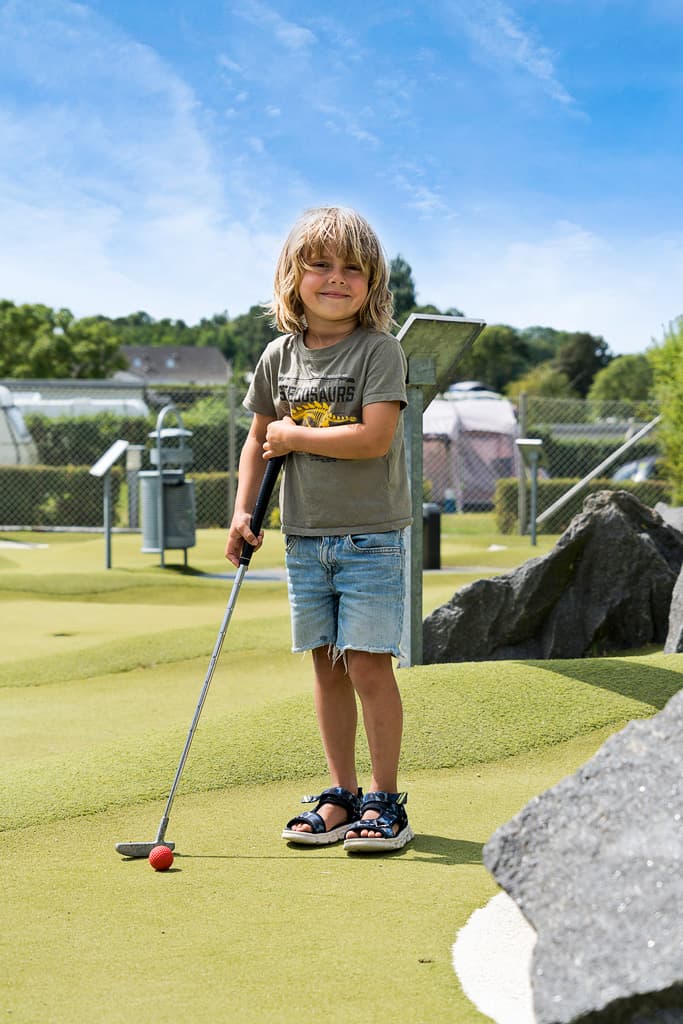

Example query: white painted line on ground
[0,540,49,548]
[452,891,537,1024]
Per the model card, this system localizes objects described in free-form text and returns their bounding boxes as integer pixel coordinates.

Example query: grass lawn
[2,521,681,1023]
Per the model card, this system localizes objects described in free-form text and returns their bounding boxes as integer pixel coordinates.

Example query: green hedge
[532,433,659,479]
[25,414,150,467]
[192,472,280,529]
[495,477,673,535]
[0,465,124,527]
[192,473,233,529]
[25,414,249,474]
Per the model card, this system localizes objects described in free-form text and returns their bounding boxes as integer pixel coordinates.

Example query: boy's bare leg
[289,646,359,833]
[345,650,403,839]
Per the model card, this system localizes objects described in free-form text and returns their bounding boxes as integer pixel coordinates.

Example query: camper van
[423,385,520,511]
[0,386,39,465]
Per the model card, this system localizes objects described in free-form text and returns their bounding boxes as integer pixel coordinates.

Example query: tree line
[0,257,671,406]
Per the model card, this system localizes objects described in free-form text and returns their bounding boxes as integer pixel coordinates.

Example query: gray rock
[423,490,683,663]
[483,688,683,1024]
[655,503,683,535]
[665,567,683,654]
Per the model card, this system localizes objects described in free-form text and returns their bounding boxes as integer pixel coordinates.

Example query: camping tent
[422,386,521,511]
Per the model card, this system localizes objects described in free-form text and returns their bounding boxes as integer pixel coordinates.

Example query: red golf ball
[149,845,174,871]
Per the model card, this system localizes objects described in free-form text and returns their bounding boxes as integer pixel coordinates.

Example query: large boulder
[665,567,683,654]
[423,490,683,663]
[483,687,683,1024]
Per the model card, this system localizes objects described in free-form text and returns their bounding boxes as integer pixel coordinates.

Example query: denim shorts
[284,531,406,658]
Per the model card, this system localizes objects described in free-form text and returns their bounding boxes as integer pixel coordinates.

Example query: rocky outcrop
[424,490,683,663]
[483,688,683,1024]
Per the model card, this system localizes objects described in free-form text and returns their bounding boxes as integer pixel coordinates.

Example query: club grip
[239,456,286,567]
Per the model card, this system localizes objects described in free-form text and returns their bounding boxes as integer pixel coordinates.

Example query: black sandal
[281,786,363,846]
[344,791,414,853]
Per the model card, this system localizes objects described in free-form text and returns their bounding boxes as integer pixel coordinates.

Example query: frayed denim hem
[290,643,403,670]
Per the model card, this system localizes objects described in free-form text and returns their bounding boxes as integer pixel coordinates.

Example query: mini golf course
[2,524,682,1023]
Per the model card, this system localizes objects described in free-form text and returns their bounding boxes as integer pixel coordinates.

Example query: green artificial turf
[3,525,682,1023]
[0,730,653,1024]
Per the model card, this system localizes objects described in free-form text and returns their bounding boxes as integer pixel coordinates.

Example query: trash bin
[422,502,441,570]
[140,470,196,552]
[140,406,197,565]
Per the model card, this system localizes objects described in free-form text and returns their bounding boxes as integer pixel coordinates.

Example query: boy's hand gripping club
[239,455,286,566]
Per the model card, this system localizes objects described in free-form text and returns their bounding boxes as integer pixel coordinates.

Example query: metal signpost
[397,314,486,666]
[515,438,543,546]
[89,438,130,569]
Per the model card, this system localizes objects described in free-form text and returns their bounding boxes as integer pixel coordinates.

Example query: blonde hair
[266,206,394,334]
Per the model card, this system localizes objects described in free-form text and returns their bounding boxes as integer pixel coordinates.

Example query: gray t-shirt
[244,327,412,535]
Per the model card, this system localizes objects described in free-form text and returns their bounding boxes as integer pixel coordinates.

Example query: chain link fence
[0,380,668,535]
[422,392,666,532]
[0,379,249,530]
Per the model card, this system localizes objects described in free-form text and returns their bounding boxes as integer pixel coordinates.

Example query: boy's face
[298,248,369,326]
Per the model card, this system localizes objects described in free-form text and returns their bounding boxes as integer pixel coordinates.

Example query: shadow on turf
[537,656,683,710]
[176,836,483,865]
[406,834,484,865]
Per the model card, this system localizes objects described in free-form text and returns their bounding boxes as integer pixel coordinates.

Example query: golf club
[115,454,285,858]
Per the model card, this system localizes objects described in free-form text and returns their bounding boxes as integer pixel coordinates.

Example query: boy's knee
[346,650,394,689]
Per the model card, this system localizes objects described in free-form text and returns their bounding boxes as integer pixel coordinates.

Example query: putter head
[115,841,175,859]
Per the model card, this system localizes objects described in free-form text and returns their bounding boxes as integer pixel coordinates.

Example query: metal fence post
[400,384,426,667]
[517,391,528,534]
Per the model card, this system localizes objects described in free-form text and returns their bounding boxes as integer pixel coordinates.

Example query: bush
[192,473,234,528]
[0,466,124,527]
[191,472,279,529]
[24,412,250,474]
[532,433,659,479]
[495,477,673,535]
[25,414,150,467]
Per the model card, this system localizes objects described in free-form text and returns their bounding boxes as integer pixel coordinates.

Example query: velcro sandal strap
[354,818,396,839]
[354,791,409,834]
[285,810,325,833]
[359,791,408,813]
[302,786,362,819]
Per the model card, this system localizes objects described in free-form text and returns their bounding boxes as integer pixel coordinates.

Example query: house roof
[116,345,230,385]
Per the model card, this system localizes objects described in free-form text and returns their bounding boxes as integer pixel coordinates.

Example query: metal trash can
[422,502,441,570]
[140,405,197,565]
[140,470,196,552]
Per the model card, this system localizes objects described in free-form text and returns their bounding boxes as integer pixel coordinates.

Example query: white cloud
[408,220,683,353]
[446,0,578,108]
[217,54,242,73]
[391,172,451,217]
[0,184,282,321]
[317,103,380,147]
[0,1,289,320]
[234,0,316,52]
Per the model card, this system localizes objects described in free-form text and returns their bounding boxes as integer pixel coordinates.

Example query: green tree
[103,311,193,347]
[519,326,565,366]
[0,300,53,376]
[648,317,683,501]
[587,354,653,403]
[0,302,123,378]
[505,362,577,400]
[456,325,531,392]
[552,331,612,398]
[389,255,417,323]
[227,305,279,370]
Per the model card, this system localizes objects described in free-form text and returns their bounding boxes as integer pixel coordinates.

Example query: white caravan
[0,386,39,465]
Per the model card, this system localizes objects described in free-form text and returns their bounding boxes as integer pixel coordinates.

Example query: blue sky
[1,0,682,354]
